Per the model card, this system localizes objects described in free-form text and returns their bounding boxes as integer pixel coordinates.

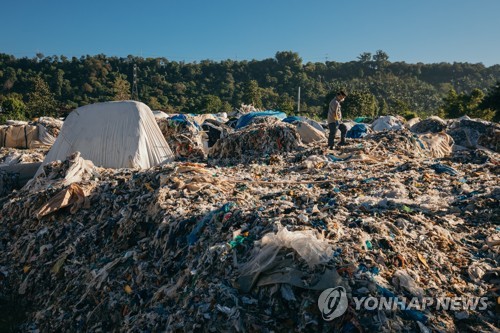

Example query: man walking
[327,90,347,150]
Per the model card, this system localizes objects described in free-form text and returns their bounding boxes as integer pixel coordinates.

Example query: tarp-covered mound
[156,115,206,160]
[410,116,447,134]
[447,117,500,152]
[346,123,370,138]
[36,101,174,175]
[371,115,405,132]
[209,117,303,163]
[283,116,324,132]
[295,122,326,144]
[235,111,287,129]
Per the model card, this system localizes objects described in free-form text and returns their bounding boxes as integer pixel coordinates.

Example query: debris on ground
[0,118,498,332]
[0,110,499,332]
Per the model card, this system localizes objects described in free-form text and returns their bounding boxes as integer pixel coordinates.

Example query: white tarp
[153,110,170,120]
[36,101,174,176]
[371,116,404,132]
[296,122,326,144]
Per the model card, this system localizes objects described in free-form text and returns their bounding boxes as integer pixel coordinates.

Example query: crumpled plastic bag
[239,226,333,279]
[260,226,333,267]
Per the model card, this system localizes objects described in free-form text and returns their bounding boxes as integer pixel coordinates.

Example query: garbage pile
[0,148,47,166]
[410,116,447,134]
[447,117,500,152]
[360,129,454,160]
[157,115,207,160]
[209,117,303,164]
[35,117,64,138]
[0,118,498,332]
[0,148,48,199]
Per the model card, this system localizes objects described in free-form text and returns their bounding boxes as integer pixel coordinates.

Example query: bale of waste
[36,101,174,176]
[152,110,170,120]
[0,124,39,149]
[410,116,447,133]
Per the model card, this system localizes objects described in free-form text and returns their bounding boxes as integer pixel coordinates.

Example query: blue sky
[1,0,499,66]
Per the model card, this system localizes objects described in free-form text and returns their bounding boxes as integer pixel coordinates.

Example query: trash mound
[0,148,49,199]
[447,117,500,152]
[410,116,447,134]
[157,116,206,161]
[363,129,453,159]
[209,117,303,164]
[0,128,499,332]
[406,117,421,128]
[0,112,500,332]
[35,117,64,138]
[202,119,234,148]
[0,147,47,166]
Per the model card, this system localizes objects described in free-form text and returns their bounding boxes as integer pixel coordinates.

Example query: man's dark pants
[328,121,347,148]
[328,121,338,148]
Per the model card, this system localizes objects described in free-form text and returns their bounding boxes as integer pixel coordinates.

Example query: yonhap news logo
[318,286,349,321]
[318,287,490,322]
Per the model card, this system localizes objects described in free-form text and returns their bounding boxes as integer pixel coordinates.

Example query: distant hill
[0,51,499,120]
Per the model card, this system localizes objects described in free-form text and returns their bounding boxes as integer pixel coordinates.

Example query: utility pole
[132,64,139,101]
[297,87,301,112]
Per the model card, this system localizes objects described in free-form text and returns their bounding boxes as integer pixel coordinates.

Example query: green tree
[341,90,378,118]
[373,50,389,72]
[0,94,26,122]
[479,81,500,121]
[26,75,57,118]
[357,52,372,63]
[243,80,263,108]
[200,94,223,114]
[277,93,295,113]
[378,99,389,116]
[147,96,163,110]
[393,99,412,116]
[440,88,495,120]
[112,75,131,100]
[440,88,461,118]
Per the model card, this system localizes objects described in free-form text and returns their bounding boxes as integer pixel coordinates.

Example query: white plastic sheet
[36,101,174,176]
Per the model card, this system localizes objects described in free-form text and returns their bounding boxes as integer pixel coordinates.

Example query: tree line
[0,50,499,123]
